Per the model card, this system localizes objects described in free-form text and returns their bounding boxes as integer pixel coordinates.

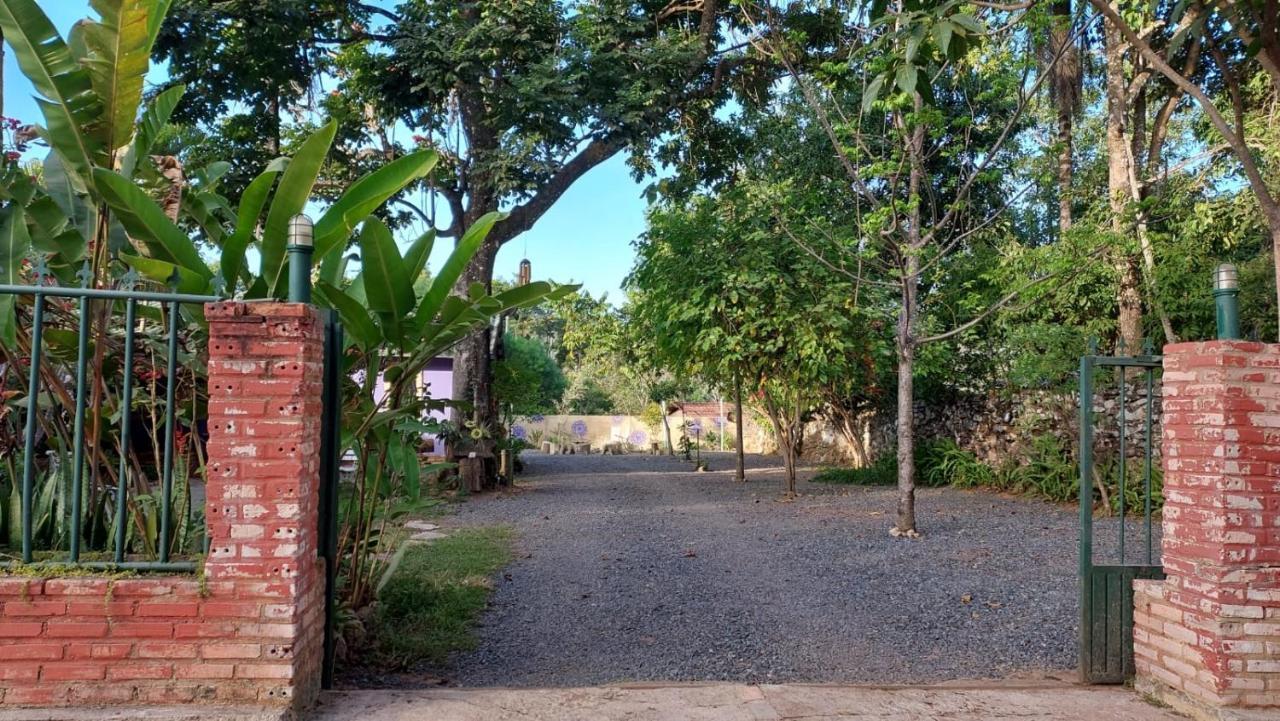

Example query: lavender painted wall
[370,357,454,456]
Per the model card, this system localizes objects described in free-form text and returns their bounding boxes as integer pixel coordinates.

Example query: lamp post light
[1213,263,1240,341]
[287,214,314,303]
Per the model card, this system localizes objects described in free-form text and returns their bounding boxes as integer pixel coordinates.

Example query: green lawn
[374,526,514,666]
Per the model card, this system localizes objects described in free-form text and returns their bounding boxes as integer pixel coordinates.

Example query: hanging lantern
[518,258,532,287]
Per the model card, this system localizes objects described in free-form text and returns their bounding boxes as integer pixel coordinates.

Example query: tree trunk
[894,301,918,536]
[660,400,674,455]
[1105,18,1143,353]
[762,392,797,497]
[892,98,925,538]
[1049,0,1077,233]
[451,235,500,485]
[734,375,745,482]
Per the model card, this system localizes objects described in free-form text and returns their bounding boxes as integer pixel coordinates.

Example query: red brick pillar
[204,301,326,708]
[1133,341,1280,718]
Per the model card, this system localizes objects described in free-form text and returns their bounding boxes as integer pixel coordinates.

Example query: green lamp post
[1213,263,1240,341]
[288,214,314,303]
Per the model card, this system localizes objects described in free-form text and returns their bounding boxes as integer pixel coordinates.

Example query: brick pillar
[204,301,326,709]
[1133,341,1280,719]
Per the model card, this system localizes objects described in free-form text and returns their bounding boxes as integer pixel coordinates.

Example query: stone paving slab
[310,683,1185,721]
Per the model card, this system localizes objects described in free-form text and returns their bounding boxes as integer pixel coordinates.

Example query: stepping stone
[411,530,448,542]
[405,521,440,531]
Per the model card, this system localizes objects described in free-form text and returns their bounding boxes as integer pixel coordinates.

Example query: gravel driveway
[361,451,1149,688]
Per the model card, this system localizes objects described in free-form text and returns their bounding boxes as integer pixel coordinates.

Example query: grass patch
[373,525,514,666]
[811,461,895,486]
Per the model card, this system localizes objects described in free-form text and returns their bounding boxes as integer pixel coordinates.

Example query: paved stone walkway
[312,683,1183,720]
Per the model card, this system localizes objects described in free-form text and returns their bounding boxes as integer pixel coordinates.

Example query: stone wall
[798,380,1164,471]
[0,301,326,710]
[513,413,770,454]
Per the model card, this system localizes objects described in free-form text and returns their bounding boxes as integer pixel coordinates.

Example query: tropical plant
[0,1,572,608]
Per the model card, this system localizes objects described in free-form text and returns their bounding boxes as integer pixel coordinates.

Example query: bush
[921,439,995,488]
[812,435,1161,515]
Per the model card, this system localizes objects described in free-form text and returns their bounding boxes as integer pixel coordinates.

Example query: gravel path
[358,451,1152,688]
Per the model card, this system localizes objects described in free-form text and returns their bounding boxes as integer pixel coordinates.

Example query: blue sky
[3,2,648,303]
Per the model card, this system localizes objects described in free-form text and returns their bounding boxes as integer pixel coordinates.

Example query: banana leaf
[261,121,336,296]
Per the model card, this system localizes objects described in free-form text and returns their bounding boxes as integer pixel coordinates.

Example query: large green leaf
[358,218,414,344]
[0,205,32,347]
[403,228,435,286]
[120,252,208,294]
[221,159,285,291]
[314,280,380,349]
[261,121,336,297]
[81,0,152,151]
[359,219,414,316]
[120,83,185,178]
[0,0,102,189]
[92,168,210,277]
[42,152,92,246]
[145,0,171,47]
[492,281,577,311]
[313,149,438,262]
[415,211,502,325]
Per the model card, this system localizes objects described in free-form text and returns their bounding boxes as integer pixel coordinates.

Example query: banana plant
[312,214,576,608]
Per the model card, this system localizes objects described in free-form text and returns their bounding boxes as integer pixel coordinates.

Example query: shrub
[921,439,995,488]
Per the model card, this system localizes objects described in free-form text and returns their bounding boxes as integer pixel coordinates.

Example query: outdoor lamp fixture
[288,214,314,303]
[518,258,532,287]
[1213,262,1240,341]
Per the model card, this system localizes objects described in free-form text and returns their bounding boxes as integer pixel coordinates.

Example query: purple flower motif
[611,415,624,424]
[629,430,648,445]
[529,414,545,423]
[512,424,527,440]
[571,420,588,439]
[714,416,727,428]
[689,420,703,434]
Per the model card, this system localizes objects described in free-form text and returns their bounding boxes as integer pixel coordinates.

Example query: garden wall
[798,383,1164,472]
[513,413,770,454]
[0,301,326,711]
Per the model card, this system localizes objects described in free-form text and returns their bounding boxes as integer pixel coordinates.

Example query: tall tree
[1047,0,1081,232]
[1087,0,1280,339]
[743,0,1089,534]
[333,1,840,475]
[155,0,364,195]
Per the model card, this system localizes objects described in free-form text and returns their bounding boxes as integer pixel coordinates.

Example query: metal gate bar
[0,267,219,571]
[1078,348,1164,684]
[318,309,344,690]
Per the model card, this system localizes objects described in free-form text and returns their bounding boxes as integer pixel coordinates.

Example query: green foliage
[494,334,566,417]
[563,378,616,415]
[812,458,897,486]
[922,440,995,489]
[374,526,514,667]
[815,433,1158,515]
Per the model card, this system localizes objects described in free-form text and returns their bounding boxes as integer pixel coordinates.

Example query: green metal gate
[1078,346,1164,684]
[0,264,220,571]
[318,309,343,689]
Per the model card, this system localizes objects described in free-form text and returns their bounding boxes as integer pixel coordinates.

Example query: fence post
[204,300,327,708]
[1132,340,1280,718]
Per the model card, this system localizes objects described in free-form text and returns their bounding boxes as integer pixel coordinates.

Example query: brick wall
[1133,341,1280,718]
[0,301,326,710]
